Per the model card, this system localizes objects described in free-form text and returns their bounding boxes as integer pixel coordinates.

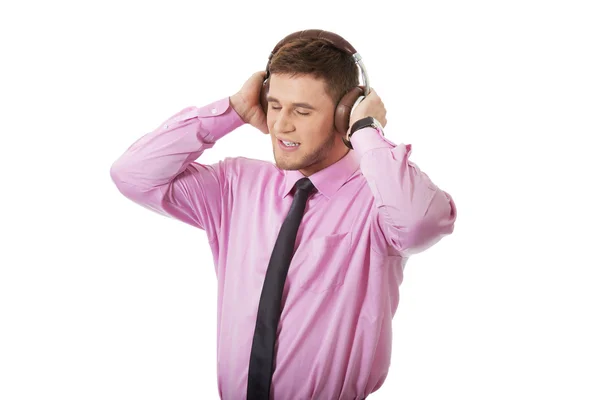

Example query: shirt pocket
[290,231,352,294]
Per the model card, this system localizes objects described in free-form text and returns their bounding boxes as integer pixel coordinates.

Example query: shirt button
[163,124,169,129]
[211,108,217,114]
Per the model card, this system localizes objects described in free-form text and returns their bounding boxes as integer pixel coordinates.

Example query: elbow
[109,154,138,196]
[109,158,146,205]
[109,154,165,210]
[389,190,457,256]
[109,159,121,185]
[408,191,457,253]
[109,156,127,187]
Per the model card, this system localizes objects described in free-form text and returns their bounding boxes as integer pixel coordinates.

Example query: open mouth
[278,139,301,150]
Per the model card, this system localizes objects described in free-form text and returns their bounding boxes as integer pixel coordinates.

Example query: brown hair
[268,37,359,106]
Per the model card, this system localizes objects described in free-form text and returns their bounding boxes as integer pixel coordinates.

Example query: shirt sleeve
[350,127,457,258]
[109,96,245,243]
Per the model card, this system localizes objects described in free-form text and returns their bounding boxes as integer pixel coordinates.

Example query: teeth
[282,140,299,147]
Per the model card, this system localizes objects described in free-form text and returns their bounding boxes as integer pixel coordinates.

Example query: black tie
[246,177,317,400]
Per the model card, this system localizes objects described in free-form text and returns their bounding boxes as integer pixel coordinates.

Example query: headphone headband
[265,29,370,96]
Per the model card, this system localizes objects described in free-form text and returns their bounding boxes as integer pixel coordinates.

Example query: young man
[111,37,457,400]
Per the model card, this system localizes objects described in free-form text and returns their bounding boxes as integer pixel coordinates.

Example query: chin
[275,159,297,171]
[274,155,302,171]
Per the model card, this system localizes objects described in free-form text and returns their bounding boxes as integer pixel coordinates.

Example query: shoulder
[220,156,281,179]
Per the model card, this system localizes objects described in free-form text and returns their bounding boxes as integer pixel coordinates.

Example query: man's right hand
[230,71,269,135]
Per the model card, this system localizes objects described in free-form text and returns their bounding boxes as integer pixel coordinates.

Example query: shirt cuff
[350,127,396,159]
[194,96,246,143]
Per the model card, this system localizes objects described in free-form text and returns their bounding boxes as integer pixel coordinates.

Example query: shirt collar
[280,149,361,199]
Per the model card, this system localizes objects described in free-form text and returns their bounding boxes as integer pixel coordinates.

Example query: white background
[1,0,599,399]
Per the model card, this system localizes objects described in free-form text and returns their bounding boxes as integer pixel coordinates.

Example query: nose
[273,111,294,133]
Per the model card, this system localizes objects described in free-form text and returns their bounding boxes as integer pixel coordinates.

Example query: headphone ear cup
[260,77,270,116]
[334,86,365,135]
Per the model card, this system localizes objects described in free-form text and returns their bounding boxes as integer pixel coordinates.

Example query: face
[266,73,349,177]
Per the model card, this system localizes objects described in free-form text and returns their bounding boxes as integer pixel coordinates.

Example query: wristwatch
[342,117,384,150]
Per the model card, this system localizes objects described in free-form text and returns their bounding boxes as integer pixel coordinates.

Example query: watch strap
[350,117,376,136]
[342,117,383,150]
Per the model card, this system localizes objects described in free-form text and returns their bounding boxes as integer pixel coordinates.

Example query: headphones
[259,29,371,136]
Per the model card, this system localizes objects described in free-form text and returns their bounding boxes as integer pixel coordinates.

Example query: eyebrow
[266,96,316,110]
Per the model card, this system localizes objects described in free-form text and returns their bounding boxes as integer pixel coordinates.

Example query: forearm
[110,96,244,191]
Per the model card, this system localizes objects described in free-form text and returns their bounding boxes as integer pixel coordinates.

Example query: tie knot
[294,177,316,195]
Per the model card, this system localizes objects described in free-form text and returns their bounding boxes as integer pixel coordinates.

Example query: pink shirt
[110,96,457,400]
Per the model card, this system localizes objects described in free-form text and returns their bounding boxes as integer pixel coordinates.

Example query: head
[266,38,359,176]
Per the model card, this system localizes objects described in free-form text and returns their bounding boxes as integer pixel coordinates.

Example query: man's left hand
[348,88,387,136]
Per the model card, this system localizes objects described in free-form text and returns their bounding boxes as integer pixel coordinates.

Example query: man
[110,36,457,400]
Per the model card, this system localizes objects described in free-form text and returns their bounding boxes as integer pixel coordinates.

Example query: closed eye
[270,106,310,116]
